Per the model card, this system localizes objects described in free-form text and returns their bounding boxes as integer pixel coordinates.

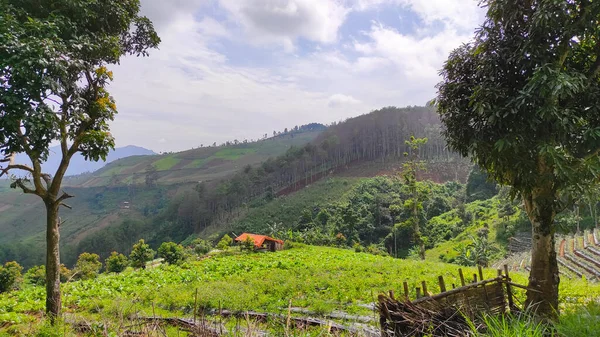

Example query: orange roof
[234,233,284,247]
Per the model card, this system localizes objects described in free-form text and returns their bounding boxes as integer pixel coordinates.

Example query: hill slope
[70,130,322,187]
[14,145,156,177]
[2,245,599,336]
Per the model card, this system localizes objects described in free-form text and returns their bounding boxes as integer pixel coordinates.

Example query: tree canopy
[436,0,600,318]
[0,0,159,321]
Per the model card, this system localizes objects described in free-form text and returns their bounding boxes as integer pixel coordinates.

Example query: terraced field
[495,229,600,281]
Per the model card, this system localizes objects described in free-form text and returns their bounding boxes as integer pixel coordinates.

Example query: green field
[1,245,598,336]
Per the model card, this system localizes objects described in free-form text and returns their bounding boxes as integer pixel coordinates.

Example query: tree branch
[11,178,38,195]
[56,190,74,203]
[0,163,35,177]
[59,202,72,210]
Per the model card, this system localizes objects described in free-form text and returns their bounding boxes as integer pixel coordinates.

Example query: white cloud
[102,0,484,152]
[352,0,484,31]
[328,94,361,108]
[218,0,349,49]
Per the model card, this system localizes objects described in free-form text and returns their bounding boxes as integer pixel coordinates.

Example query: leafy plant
[24,266,46,286]
[129,239,155,269]
[104,252,128,273]
[73,253,102,281]
[192,239,212,255]
[0,261,23,293]
[216,234,233,250]
[157,242,185,265]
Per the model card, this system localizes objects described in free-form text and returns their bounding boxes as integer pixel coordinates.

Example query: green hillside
[70,131,322,187]
[1,245,598,336]
[0,131,323,267]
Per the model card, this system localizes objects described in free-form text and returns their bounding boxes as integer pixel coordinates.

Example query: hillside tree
[436,0,600,318]
[401,136,428,260]
[0,0,159,321]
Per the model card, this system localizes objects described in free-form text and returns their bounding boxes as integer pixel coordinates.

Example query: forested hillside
[1,106,470,267]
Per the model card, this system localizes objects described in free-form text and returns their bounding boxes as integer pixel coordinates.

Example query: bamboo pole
[438,276,446,293]
[504,264,514,309]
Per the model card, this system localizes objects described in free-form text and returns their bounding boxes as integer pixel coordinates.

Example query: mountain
[0,107,473,268]
[14,145,156,177]
[0,127,325,267]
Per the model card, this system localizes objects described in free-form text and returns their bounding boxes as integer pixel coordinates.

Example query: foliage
[241,236,255,252]
[555,302,600,337]
[0,262,22,293]
[465,166,498,202]
[73,253,102,281]
[24,266,46,286]
[59,265,72,283]
[104,252,128,274]
[216,234,233,251]
[400,136,429,260]
[468,312,550,337]
[454,227,499,268]
[157,242,185,265]
[129,240,155,269]
[2,245,600,335]
[0,0,160,319]
[436,0,600,316]
[191,239,213,255]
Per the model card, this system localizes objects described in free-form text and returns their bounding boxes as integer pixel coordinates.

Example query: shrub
[158,242,186,265]
[59,264,72,282]
[216,234,233,250]
[24,265,46,286]
[0,261,23,293]
[241,236,255,252]
[192,239,212,255]
[130,239,155,269]
[105,252,128,273]
[74,252,102,280]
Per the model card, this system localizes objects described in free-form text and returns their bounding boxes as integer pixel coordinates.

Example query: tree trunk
[523,187,559,319]
[45,202,61,322]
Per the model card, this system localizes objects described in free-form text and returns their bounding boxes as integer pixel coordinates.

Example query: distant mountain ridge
[14,145,156,176]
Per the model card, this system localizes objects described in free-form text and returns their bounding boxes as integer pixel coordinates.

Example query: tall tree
[0,0,159,321]
[401,136,428,260]
[436,0,600,318]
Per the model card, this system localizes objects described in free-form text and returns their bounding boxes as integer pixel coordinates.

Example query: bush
[157,242,185,265]
[74,252,102,280]
[0,261,23,293]
[59,264,72,282]
[105,252,128,273]
[24,265,46,286]
[192,239,212,255]
[130,239,155,269]
[241,236,255,252]
[216,234,233,250]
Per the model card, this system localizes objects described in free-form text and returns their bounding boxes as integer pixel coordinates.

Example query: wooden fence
[377,265,527,337]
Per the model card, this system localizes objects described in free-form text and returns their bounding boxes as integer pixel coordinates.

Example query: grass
[213,147,257,160]
[2,245,600,336]
[152,156,181,171]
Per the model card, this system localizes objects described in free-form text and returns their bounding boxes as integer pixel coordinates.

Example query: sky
[108,0,486,153]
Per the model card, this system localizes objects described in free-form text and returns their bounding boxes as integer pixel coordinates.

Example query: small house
[234,233,284,252]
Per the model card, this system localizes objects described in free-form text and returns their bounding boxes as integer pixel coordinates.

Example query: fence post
[458,268,466,287]
[504,264,514,309]
[403,281,409,301]
[438,276,446,293]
